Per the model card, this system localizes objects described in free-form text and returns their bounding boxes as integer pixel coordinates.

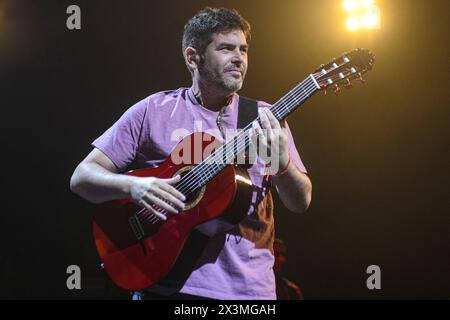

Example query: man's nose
[231,49,245,64]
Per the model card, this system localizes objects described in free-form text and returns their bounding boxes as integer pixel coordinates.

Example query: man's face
[198,29,248,93]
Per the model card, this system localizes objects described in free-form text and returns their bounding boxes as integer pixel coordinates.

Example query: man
[70,7,312,300]
[274,238,304,300]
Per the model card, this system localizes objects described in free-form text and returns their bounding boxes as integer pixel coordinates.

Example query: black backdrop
[0,0,449,299]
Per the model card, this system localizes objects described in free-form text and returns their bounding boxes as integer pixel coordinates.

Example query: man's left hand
[252,108,290,174]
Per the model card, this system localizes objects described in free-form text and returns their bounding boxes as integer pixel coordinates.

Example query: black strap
[237,96,258,129]
[237,96,258,168]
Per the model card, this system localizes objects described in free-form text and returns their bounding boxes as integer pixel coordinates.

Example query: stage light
[362,10,380,29]
[346,17,360,31]
[360,0,374,7]
[343,0,381,31]
[343,0,358,12]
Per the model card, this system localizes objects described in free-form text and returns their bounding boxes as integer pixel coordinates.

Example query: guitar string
[138,69,358,224]
[137,77,319,225]
[137,76,320,224]
[138,69,360,224]
[175,67,359,194]
[175,76,318,193]
[173,68,356,194]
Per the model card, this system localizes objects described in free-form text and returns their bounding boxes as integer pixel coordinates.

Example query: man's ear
[185,47,199,70]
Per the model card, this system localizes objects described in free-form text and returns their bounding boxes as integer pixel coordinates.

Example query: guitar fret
[182,76,320,195]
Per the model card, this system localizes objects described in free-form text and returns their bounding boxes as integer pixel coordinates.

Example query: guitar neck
[267,74,320,121]
[178,75,320,194]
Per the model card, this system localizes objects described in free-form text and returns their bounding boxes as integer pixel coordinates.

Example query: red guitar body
[93,132,253,291]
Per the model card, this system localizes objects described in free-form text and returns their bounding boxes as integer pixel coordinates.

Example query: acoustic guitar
[93,48,375,290]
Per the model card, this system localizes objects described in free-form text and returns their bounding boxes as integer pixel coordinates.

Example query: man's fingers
[158,183,186,203]
[258,108,272,130]
[264,108,281,130]
[154,187,185,211]
[250,120,268,153]
[146,193,179,214]
[163,175,181,185]
[259,109,275,141]
[158,176,186,201]
[252,119,266,138]
[139,200,167,221]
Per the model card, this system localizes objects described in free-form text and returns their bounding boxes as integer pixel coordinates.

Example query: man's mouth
[226,69,242,77]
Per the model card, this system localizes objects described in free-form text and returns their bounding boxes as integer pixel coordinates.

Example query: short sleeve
[91,98,148,172]
[284,121,307,173]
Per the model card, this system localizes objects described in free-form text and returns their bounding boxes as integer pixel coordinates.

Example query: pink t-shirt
[93,87,306,300]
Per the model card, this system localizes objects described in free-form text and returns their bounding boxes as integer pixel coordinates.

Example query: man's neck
[192,81,234,112]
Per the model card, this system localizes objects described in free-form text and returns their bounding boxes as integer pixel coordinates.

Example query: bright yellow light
[346,17,360,31]
[362,11,379,29]
[343,0,381,31]
[343,0,358,12]
[360,0,374,7]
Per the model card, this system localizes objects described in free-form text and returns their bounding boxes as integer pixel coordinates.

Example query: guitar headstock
[313,48,375,95]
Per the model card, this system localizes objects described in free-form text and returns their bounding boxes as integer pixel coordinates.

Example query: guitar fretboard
[176,75,320,195]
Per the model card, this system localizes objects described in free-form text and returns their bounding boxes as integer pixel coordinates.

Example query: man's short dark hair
[182,7,251,69]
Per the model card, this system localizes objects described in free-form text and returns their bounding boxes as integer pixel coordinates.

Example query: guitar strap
[237,95,258,130]
[237,95,258,168]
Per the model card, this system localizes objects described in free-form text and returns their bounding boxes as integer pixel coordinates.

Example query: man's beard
[199,63,244,93]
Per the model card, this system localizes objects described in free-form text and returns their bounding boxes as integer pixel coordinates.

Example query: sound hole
[175,166,206,211]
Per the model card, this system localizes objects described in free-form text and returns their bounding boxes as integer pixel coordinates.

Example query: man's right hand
[129,175,186,221]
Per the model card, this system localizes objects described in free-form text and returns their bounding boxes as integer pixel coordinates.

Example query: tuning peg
[344,79,353,90]
[355,73,366,84]
[318,64,327,74]
[332,84,341,96]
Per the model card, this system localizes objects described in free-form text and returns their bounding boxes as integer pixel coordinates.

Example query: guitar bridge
[128,215,146,241]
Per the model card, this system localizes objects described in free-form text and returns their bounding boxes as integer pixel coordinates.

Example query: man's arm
[271,163,312,214]
[70,148,185,219]
[70,148,133,203]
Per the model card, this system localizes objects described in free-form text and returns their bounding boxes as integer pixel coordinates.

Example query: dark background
[0,0,448,299]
